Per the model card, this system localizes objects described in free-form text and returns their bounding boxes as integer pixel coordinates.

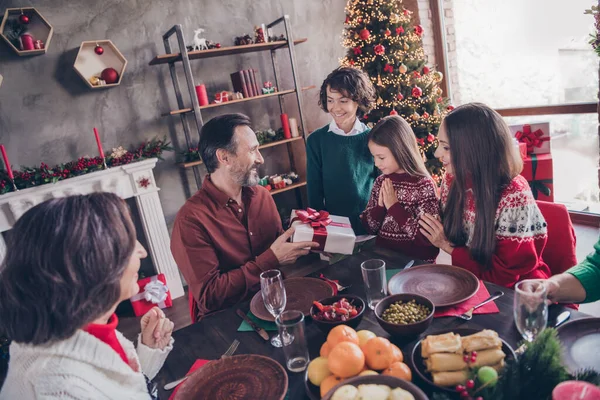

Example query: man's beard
[232,164,259,187]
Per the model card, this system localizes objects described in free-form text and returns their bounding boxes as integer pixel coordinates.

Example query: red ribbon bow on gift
[515,124,549,154]
[290,208,350,250]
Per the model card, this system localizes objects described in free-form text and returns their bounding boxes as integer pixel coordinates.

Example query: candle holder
[10,179,17,192]
[102,157,108,170]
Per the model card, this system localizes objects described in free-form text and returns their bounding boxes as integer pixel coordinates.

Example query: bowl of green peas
[374,294,435,337]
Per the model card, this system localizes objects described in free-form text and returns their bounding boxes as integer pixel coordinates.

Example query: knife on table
[236,309,270,341]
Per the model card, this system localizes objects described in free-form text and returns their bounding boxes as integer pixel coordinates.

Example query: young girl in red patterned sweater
[419,103,551,288]
[360,115,440,262]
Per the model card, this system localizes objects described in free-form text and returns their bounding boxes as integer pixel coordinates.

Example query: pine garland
[0,137,173,195]
[432,329,600,400]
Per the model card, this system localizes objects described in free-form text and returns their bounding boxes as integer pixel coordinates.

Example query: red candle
[195,84,209,106]
[93,127,105,159]
[20,34,34,51]
[280,113,291,139]
[552,381,600,400]
[0,145,14,180]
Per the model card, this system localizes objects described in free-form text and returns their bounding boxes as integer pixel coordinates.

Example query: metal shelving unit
[150,15,309,205]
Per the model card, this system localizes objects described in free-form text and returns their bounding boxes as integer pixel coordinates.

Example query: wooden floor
[116,223,600,340]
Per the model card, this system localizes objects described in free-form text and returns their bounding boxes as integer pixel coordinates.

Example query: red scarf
[84,314,129,366]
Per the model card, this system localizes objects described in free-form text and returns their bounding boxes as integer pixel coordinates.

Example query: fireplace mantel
[0,158,184,298]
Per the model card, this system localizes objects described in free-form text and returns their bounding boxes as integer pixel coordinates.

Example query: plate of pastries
[411,328,515,392]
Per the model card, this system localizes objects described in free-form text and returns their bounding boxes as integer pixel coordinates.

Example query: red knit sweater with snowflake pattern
[441,173,551,288]
[360,173,440,262]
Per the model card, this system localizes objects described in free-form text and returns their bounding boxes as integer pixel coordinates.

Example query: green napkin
[386,268,401,282]
[237,311,278,332]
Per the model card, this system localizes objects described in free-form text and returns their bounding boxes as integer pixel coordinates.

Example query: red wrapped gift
[518,142,527,160]
[522,153,553,202]
[509,123,551,155]
[130,273,173,317]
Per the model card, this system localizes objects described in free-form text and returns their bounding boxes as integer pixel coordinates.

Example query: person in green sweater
[533,237,600,303]
[307,67,377,234]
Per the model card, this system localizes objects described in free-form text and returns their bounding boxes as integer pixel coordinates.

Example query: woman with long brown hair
[360,115,440,262]
[419,103,550,287]
[0,193,174,399]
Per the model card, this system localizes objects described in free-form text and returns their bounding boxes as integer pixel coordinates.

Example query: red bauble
[436,96,443,103]
[215,43,221,48]
[19,14,30,24]
[384,64,393,73]
[396,26,405,35]
[345,16,350,24]
[359,28,370,40]
[414,25,424,36]
[397,93,404,101]
[447,105,455,111]
[353,47,362,55]
[423,112,430,119]
[384,29,391,37]
[427,134,435,142]
[411,86,423,98]
[94,44,104,55]
[403,9,410,16]
[101,67,119,84]
[413,71,421,78]
[423,66,430,74]
[390,109,398,116]
[374,44,385,55]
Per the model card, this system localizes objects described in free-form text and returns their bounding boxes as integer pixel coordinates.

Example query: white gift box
[508,122,551,155]
[290,209,356,255]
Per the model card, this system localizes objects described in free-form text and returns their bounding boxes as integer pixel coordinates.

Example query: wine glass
[514,280,548,342]
[260,269,287,347]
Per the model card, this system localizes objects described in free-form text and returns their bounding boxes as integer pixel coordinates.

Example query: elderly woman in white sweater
[0,193,174,399]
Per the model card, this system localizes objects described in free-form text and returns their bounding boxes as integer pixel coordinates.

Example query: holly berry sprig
[453,352,499,400]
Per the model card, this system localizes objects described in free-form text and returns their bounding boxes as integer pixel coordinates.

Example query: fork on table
[456,291,504,321]
[163,339,240,390]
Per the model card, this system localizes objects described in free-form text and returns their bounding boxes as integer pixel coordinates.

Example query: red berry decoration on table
[390,109,398,116]
[463,355,470,363]
[359,28,370,40]
[411,86,423,98]
[19,13,29,24]
[374,44,385,55]
[100,67,119,84]
[466,379,475,389]
[423,66,430,74]
[94,44,104,55]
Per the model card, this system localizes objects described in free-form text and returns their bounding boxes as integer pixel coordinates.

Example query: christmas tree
[341,0,452,181]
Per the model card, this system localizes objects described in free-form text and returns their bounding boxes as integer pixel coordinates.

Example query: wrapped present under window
[130,273,173,317]
[509,122,551,155]
[290,208,356,255]
[522,153,553,202]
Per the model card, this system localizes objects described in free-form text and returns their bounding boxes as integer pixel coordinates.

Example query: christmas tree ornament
[447,105,455,111]
[19,13,30,25]
[435,87,443,96]
[33,40,44,50]
[100,67,119,84]
[345,16,350,24]
[193,28,210,50]
[377,74,383,86]
[215,43,221,48]
[427,133,435,142]
[433,71,444,82]
[411,112,420,121]
[384,29,391,37]
[403,43,410,51]
[353,46,362,55]
[390,109,398,115]
[94,44,104,55]
[360,28,370,40]
[374,44,385,55]
[403,9,411,16]
[423,66,430,74]
[376,96,383,105]
[423,111,430,119]
[411,86,423,98]
[396,26,405,35]
[384,64,393,73]
[436,97,443,103]
[413,71,421,78]
[397,93,404,101]
[357,17,363,23]
[399,64,408,74]
[414,25,424,36]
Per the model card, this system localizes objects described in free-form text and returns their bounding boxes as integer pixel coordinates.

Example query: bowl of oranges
[305,325,417,399]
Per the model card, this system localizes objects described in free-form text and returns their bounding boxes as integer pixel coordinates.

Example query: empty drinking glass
[260,269,286,347]
[514,280,548,342]
[276,310,310,372]
[361,259,387,310]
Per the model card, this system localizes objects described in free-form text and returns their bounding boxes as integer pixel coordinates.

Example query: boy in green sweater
[534,237,600,303]
[307,67,377,234]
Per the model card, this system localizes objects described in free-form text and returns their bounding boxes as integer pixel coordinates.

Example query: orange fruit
[320,341,331,358]
[359,370,379,376]
[327,342,365,378]
[382,361,412,381]
[391,344,404,363]
[320,375,344,397]
[363,337,395,370]
[327,325,359,348]
[357,330,377,347]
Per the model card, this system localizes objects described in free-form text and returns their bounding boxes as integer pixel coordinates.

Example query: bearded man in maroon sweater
[171,113,318,321]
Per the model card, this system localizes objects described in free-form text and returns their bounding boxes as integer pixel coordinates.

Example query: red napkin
[168,359,210,400]
[319,273,339,295]
[434,281,499,317]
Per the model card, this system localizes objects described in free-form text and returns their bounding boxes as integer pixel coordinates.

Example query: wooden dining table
[154,245,588,399]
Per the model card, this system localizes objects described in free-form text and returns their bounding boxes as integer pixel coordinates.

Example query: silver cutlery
[515,311,570,355]
[457,291,504,321]
[403,260,415,270]
[164,339,240,390]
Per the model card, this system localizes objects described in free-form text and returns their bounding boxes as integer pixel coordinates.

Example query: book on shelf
[250,69,261,96]
[242,70,255,97]
[230,71,249,98]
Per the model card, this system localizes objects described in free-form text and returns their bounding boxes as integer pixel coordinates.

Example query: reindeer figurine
[192,29,208,51]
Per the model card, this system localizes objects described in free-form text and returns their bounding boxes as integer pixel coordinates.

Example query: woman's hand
[419,213,454,254]
[140,307,174,350]
[381,178,399,210]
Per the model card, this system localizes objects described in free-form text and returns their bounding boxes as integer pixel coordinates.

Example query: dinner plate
[410,327,516,393]
[321,375,428,400]
[250,277,334,322]
[556,317,600,373]
[174,354,288,400]
[388,264,480,307]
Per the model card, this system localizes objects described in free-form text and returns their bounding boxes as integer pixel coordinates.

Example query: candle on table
[0,145,14,180]
[552,381,600,400]
[289,117,299,138]
[280,113,291,139]
[93,127,105,159]
[195,84,209,106]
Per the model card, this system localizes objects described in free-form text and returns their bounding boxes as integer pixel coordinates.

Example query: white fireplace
[0,158,184,298]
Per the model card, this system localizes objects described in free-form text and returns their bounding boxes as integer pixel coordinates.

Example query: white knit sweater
[0,329,173,399]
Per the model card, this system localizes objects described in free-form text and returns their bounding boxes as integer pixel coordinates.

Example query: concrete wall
[0,0,347,228]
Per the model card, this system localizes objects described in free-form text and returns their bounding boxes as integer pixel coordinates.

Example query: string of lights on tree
[341,0,454,180]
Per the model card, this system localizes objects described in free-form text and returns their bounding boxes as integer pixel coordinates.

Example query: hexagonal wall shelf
[0,7,53,56]
[73,40,127,89]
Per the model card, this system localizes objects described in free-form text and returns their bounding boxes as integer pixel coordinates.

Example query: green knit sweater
[567,237,600,303]
[306,125,377,235]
